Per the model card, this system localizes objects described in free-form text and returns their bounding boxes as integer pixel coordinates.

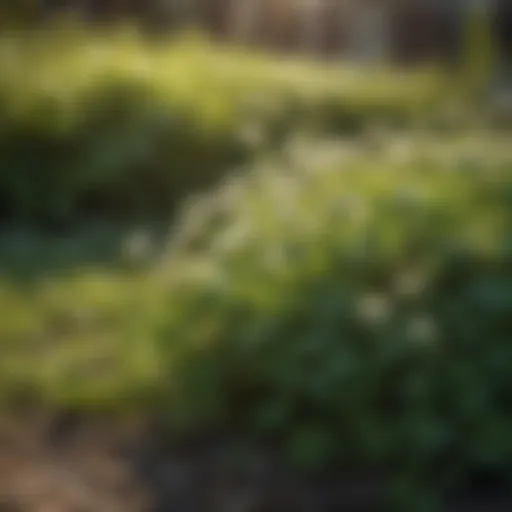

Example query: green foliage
[151,136,512,501]
[0,134,510,505]
[0,26,446,224]
[0,24,507,502]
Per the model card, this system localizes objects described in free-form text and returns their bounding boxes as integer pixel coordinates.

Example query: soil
[0,412,510,512]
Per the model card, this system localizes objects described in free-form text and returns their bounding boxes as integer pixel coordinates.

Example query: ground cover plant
[1,132,510,509]
[149,132,512,506]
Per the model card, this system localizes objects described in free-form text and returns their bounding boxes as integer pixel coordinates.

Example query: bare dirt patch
[0,413,510,512]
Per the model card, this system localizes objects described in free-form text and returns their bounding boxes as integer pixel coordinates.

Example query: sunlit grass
[0,224,162,410]
[0,24,447,131]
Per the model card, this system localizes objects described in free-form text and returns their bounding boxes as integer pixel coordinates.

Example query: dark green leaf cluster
[154,148,512,506]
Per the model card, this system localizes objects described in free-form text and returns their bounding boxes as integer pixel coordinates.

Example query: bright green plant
[0,25,446,224]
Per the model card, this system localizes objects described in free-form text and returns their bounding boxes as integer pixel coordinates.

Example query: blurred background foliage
[0,3,510,509]
[0,25,450,225]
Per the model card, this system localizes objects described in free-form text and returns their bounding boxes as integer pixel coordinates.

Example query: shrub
[0,134,509,506]
[152,137,512,505]
[0,26,446,225]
